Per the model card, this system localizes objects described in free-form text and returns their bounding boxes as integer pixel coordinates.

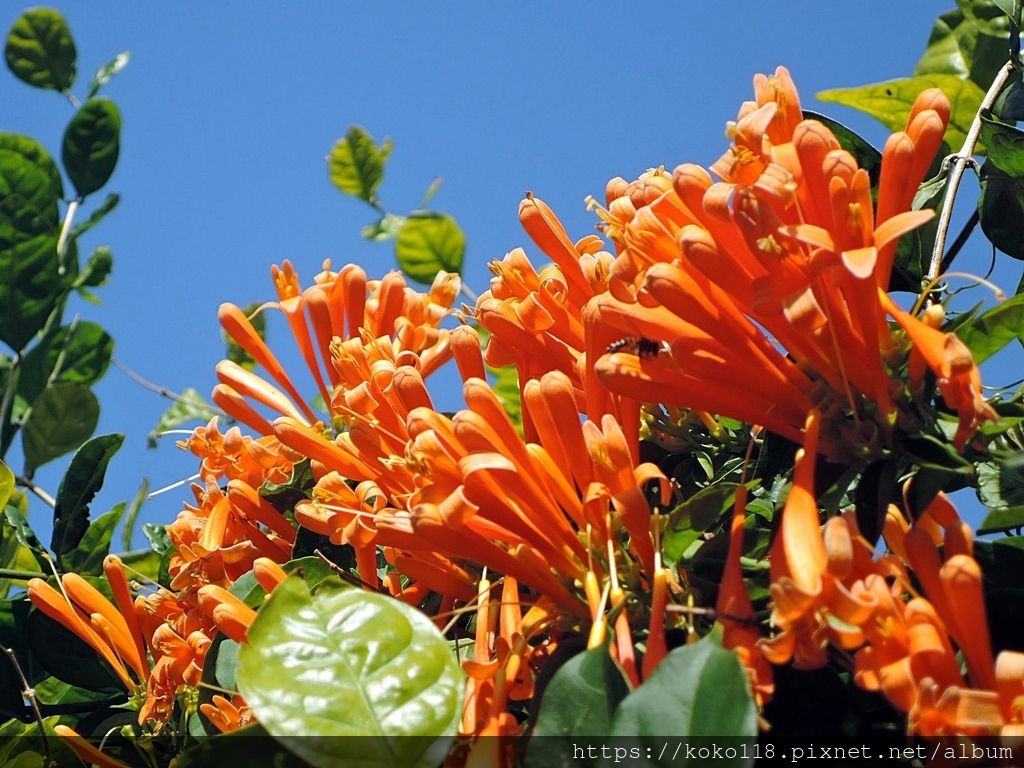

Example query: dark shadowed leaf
[978,159,1024,259]
[18,322,113,411]
[394,212,465,285]
[238,577,462,768]
[61,504,125,575]
[27,601,122,692]
[22,383,100,472]
[177,724,309,768]
[86,51,129,99]
[977,453,1024,533]
[328,126,392,203]
[62,98,121,198]
[49,434,123,560]
[4,9,75,91]
[980,109,1024,175]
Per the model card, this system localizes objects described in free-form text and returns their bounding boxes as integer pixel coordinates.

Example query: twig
[111,358,189,403]
[3,647,54,767]
[16,476,56,508]
[313,549,388,593]
[928,60,1016,282]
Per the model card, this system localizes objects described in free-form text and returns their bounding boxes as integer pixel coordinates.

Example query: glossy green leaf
[50,433,123,560]
[525,647,630,767]
[817,74,986,150]
[61,504,125,575]
[238,577,462,768]
[0,134,63,352]
[141,522,173,555]
[3,507,47,567]
[121,478,148,551]
[979,159,1024,259]
[980,109,1024,174]
[70,194,120,241]
[86,50,130,99]
[955,292,1024,364]
[663,483,739,566]
[328,126,392,203]
[914,7,1010,89]
[22,383,100,472]
[147,387,219,448]
[394,212,465,285]
[4,8,76,91]
[361,212,406,242]
[18,322,114,410]
[604,633,757,761]
[62,98,121,198]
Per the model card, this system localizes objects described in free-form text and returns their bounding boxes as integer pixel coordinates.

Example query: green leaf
[19,322,114,410]
[0,134,63,352]
[62,98,122,198]
[50,434,123,560]
[602,633,756,764]
[3,507,47,567]
[817,74,986,150]
[419,177,443,208]
[0,461,13,510]
[27,599,123,691]
[70,194,120,241]
[663,483,739,566]
[980,109,1024,174]
[141,522,172,556]
[86,50,129,99]
[61,503,126,575]
[74,244,113,294]
[327,126,393,203]
[394,212,465,285]
[121,478,148,551]
[361,213,406,242]
[979,159,1024,259]
[914,7,1011,90]
[4,9,76,92]
[22,383,100,472]
[526,647,631,767]
[955,292,1024,364]
[238,577,462,768]
[147,388,219,448]
[977,453,1024,532]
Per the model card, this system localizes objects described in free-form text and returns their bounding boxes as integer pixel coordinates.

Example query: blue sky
[4,2,1009,541]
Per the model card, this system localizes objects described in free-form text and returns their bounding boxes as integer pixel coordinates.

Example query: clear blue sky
[4,2,1010,542]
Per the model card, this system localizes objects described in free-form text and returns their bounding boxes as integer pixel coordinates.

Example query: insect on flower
[605,336,663,359]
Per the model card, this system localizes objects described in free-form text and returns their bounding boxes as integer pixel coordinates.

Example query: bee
[605,336,662,359]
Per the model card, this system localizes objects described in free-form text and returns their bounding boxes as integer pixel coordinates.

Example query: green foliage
[21,383,100,472]
[915,2,1012,89]
[50,434,123,563]
[62,98,122,198]
[394,211,465,285]
[817,74,985,150]
[978,109,1024,258]
[86,50,129,99]
[238,577,462,768]
[328,125,393,204]
[148,388,219,448]
[4,8,75,92]
[955,290,1024,363]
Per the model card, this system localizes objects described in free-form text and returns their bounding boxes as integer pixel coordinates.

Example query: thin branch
[928,60,1016,282]
[0,567,47,580]
[16,475,56,508]
[3,647,54,767]
[111,357,189,403]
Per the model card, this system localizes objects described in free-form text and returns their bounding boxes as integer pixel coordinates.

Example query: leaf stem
[16,475,56,508]
[56,199,80,270]
[3,647,54,767]
[111,357,189,403]
[0,567,47,580]
[928,60,1016,282]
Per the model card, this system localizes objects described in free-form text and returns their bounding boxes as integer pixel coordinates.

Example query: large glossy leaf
[18,321,114,409]
[50,434,123,560]
[525,647,631,767]
[955,291,1024,364]
[4,8,76,91]
[86,51,130,99]
[62,98,121,198]
[0,134,63,352]
[61,504,126,575]
[147,387,218,447]
[817,74,986,150]
[328,126,392,203]
[394,212,465,285]
[601,634,757,766]
[914,6,1010,89]
[238,577,463,768]
[22,383,100,472]
[978,159,1024,259]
